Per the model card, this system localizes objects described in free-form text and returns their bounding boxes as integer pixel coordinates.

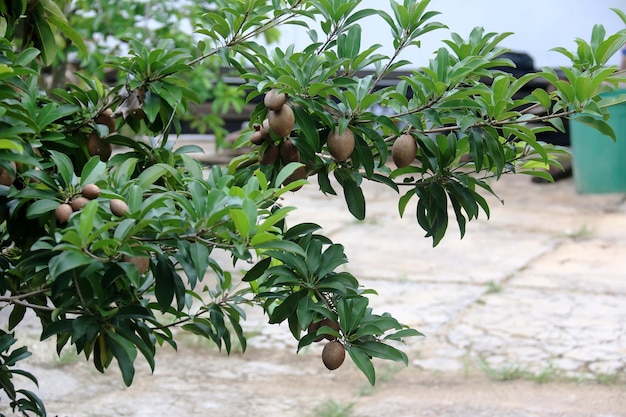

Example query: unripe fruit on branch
[55,203,73,224]
[81,184,101,200]
[308,318,340,342]
[70,197,90,211]
[268,104,295,138]
[279,139,301,164]
[392,134,417,168]
[259,142,279,165]
[327,128,355,161]
[282,166,307,191]
[250,130,266,145]
[95,108,116,134]
[322,340,345,370]
[110,199,129,217]
[0,162,16,186]
[259,119,271,139]
[87,132,113,162]
[264,89,287,112]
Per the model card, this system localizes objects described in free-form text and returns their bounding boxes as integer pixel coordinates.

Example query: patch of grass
[485,280,503,294]
[595,372,621,385]
[312,400,355,417]
[479,359,558,384]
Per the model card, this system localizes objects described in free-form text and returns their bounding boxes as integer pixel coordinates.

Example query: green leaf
[49,251,92,279]
[347,345,375,385]
[274,162,304,189]
[49,150,74,187]
[143,91,161,123]
[243,257,271,282]
[26,198,60,218]
[357,340,408,364]
[80,157,106,186]
[154,256,176,312]
[573,115,616,141]
[335,171,365,220]
[230,208,251,239]
[78,200,98,243]
[136,163,180,189]
[254,240,306,257]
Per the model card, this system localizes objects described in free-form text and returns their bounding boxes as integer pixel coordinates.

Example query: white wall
[276,0,626,68]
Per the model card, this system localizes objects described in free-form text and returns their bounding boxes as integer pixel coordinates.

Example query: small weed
[566,223,594,239]
[479,359,557,384]
[312,400,355,417]
[596,373,621,385]
[485,280,503,294]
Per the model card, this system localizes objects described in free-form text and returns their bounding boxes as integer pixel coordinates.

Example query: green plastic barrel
[570,90,626,194]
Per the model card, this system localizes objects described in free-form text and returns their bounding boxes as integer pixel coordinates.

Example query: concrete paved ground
[2,143,626,415]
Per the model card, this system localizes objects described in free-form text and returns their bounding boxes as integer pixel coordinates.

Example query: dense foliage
[0,0,625,415]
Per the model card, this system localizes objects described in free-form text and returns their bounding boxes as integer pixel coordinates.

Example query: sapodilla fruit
[250,130,266,145]
[264,89,287,112]
[392,134,417,168]
[282,166,307,191]
[327,128,355,161]
[70,196,90,211]
[110,199,129,217]
[0,162,16,186]
[259,142,279,165]
[259,119,271,139]
[95,108,116,134]
[322,340,345,370]
[308,318,340,342]
[87,132,113,162]
[55,203,73,224]
[81,183,101,200]
[268,104,295,138]
[279,139,301,164]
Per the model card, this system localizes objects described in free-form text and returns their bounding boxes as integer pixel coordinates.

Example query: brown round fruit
[250,130,266,145]
[279,139,301,164]
[282,166,307,191]
[308,318,340,342]
[259,119,271,139]
[81,183,101,200]
[392,133,417,168]
[110,199,129,217]
[322,340,345,371]
[327,128,355,161]
[0,162,16,186]
[70,196,90,211]
[55,203,73,224]
[87,132,113,162]
[95,108,116,134]
[307,321,324,342]
[259,142,279,165]
[268,104,295,138]
[264,89,287,112]
[320,318,340,341]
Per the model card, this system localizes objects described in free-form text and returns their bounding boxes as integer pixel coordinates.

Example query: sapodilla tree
[1,0,626,415]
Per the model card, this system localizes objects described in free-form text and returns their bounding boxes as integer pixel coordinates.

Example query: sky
[274,0,626,69]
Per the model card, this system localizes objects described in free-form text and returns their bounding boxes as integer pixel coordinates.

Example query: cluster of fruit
[54,183,129,224]
[307,318,345,371]
[249,89,307,187]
